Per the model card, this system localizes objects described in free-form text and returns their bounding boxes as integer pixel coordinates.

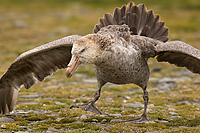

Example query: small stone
[74,73,86,78]
[123,102,143,108]
[43,97,55,100]
[149,77,159,84]
[176,77,192,83]
[169,112,177,115]
[54,101,66,105]
[83,79,97,84]
[56,117,64,121]
[0,117,15,123]
[87,88,97,91]
[148,88,158,92]
[155,119,169,123]
[192,77,200,84]
[159,77,176,83]
[72,99,77,103]
[124,96,131,100]
[76,89,85,92]
[157,82,177,90]
[19,126,28,130]
[179,126,189,128]
[124,89,140,94]
[105,83,117,87]
[170,116,181,119]
[157,77,178,90]
[19,94,40,98]
[145,131,159,133]
[152,67,162,72]
[148,104,154,108]
[110,119,124,122]
[117,95,130,100]
[38,120,48,123]
[48,114,58,117]
[92,119,98,122]
[179,101,191,105]
[175,69,193,76]
[99,114,108,117]
[15,110,30,114]
[101,119,107,122]
[109,114,122,117]
[70,82,78,85]
[44,85,59,90]
[20,102,38,105]
[192,81,200,84]
[182,88,192,92]
[105,97,113,101]
[168,108,175,111]
[192,101,200,105]
[80,115,88,120]
[47,127,59,133]
[0,124,6,129]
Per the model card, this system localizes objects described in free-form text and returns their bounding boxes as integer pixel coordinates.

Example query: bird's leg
[123,86,150,123]
[70,87,102,114]
[139,87,149,121]
[70,79,106,114]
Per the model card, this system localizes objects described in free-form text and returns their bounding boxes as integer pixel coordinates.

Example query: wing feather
[0,35,81,114]
[156,41,200,74]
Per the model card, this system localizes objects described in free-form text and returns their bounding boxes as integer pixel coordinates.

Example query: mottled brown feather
[156,41,200,74]
[0,35,81,114]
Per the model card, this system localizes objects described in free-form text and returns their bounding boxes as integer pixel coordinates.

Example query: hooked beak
[66,55,81,78]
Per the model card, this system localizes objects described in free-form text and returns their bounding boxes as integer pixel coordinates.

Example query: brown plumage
[0,2,199,122]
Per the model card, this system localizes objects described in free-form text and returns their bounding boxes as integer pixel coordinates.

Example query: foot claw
[121,115,154,123]
[70,102,102,114]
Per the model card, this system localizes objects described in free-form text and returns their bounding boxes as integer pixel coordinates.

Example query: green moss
[82,116,112,123]
[169,115,200,127]
[27,115,48,121]
[59,118,77,123]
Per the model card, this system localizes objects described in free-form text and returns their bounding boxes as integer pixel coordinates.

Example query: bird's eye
[80,48,86,53]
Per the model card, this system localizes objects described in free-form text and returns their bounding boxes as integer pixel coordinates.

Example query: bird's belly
[95,61,150,86]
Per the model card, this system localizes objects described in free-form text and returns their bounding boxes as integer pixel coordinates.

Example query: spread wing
[156,41,200,74]
[0,35,82,114]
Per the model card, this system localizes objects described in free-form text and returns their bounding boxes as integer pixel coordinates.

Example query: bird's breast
[94,51,150,86]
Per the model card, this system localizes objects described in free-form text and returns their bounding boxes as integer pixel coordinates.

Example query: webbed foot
[70,102,102,114]
[122,114,153,123]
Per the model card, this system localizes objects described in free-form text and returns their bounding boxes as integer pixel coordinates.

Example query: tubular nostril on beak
[66,55,81,78]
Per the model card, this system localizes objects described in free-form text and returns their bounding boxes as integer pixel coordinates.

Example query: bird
[0,1,200,123]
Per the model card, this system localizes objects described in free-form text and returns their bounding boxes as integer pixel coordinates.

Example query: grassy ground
[0,0,200,132]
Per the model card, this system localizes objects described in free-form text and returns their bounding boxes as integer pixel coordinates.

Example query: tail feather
[113,8,121,24]
[148,15,160,38]
[154,21,165,38]
[104,13,117,25]
[121,5,126,18]
[141,25,150,36]
[125,13,137,31]
[137,4,147,35]
[145,10,154,29]
[156,35,169,42]
[93,1,169,42]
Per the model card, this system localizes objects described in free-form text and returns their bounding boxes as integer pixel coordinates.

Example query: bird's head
[66,34,111,78]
